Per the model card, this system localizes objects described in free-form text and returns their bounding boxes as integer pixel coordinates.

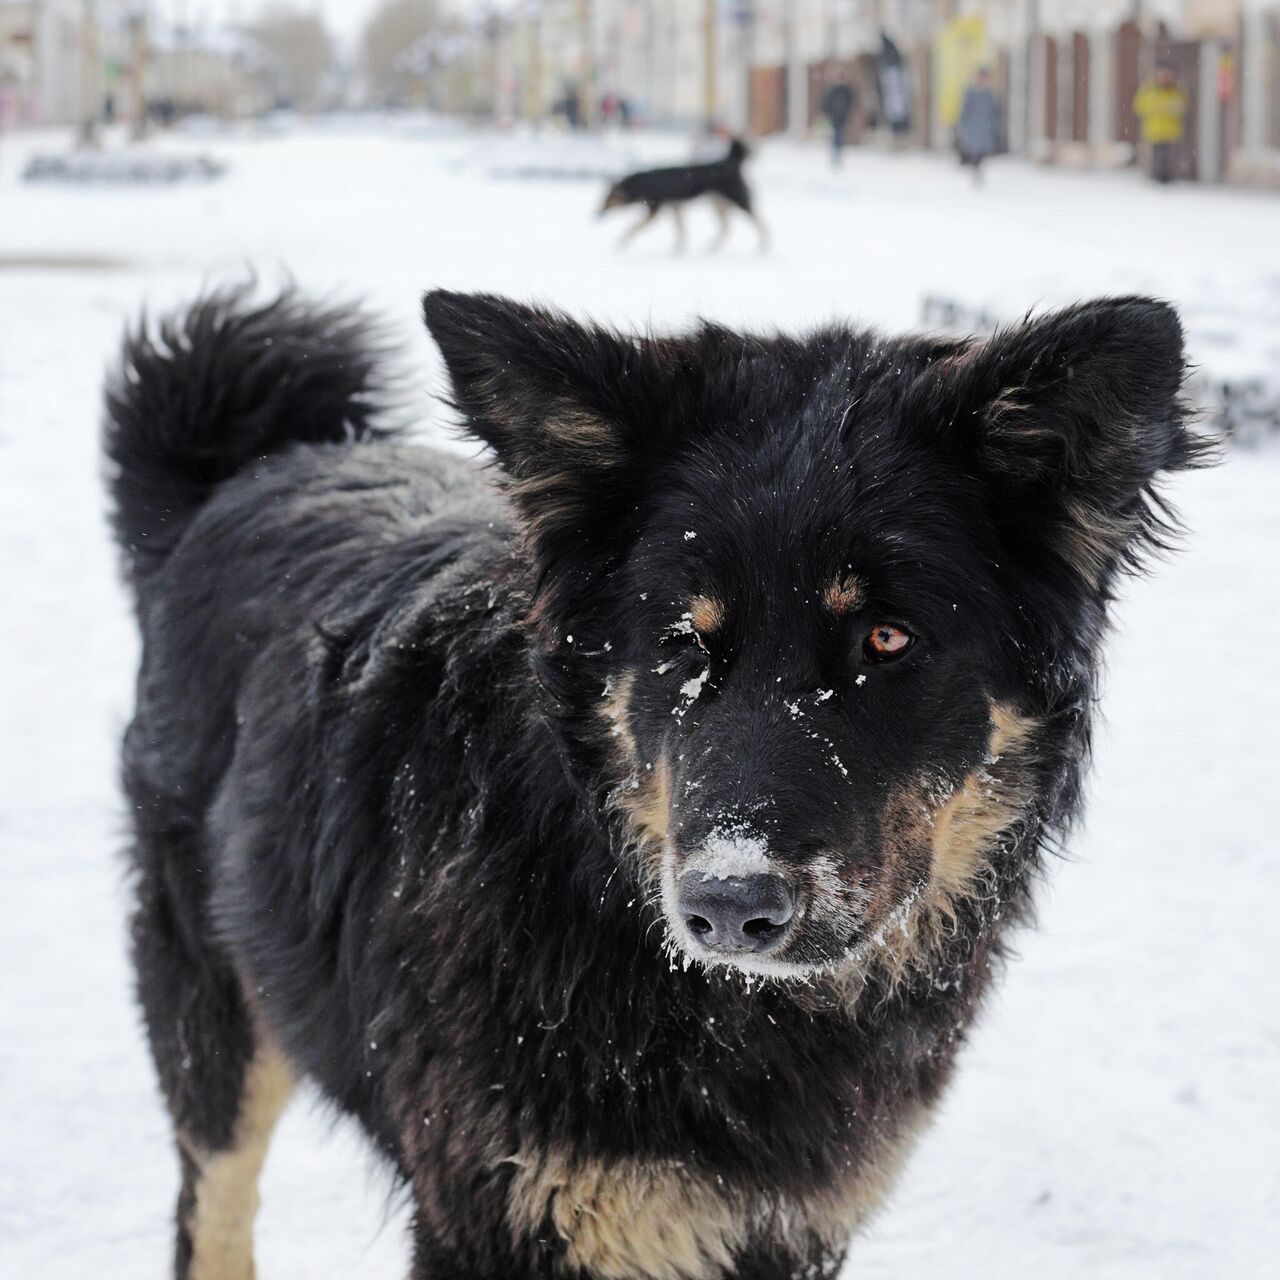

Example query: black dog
[600,137,767,252]
[106,286,1205,1279]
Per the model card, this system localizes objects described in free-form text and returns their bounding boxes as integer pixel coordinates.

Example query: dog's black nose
[677,873,796,955]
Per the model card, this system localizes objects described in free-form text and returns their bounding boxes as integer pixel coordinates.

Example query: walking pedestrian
[1134,64,1189,184]
[956,68,1001,184]
[822,70,857,168]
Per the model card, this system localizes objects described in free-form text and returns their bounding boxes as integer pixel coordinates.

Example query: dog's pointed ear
[923,297,1207,587]
[423,290,657,537]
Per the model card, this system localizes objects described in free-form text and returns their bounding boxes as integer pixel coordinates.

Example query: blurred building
[0,0,36,126]
[730,0,1278,185]
[7,0,1277,185]
[499,0,753,128]
[488,0,1277,186]
[1,0,87,127]
[147,25,275,118]
[1016,0,1278,184]
[0,1,281,129]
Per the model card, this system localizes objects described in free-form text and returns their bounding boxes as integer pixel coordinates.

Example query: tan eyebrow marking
[689,595,724,635]
[823,575,866,616]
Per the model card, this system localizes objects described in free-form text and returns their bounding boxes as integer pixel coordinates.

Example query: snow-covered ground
[1,122,1277,1278]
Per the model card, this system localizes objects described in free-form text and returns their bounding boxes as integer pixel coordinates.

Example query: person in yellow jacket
[1134,64,1189,183]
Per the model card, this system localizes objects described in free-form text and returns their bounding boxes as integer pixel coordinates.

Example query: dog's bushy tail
[726,137,750,164]
[105,283,398,591]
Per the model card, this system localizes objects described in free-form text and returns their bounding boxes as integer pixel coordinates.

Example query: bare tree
[360,0,444,106]
[249,7,334,110]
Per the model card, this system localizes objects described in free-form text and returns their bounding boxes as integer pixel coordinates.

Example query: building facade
[0,1,278,129]
[515,0,1279,185]
[0,0,89,127]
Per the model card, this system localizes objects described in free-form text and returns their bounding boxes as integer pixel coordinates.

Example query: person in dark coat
[877,34,913,137]
[956,67,1002,183]
[822,71,857,167]
[556,83,582,131]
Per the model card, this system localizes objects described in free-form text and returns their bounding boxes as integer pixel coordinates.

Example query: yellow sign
[935,16,990,127]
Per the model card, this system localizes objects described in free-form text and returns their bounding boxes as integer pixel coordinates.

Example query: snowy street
[1,122,1277,1277]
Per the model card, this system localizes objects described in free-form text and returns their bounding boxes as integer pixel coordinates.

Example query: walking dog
[600,137,767,252]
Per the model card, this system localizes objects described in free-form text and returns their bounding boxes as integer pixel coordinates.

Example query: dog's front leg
[670,202,687,254]
[750,212,770,254]
[618,205,659,250]
[707,198,731,253]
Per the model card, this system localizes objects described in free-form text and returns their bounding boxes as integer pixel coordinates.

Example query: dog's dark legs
[618,204,659,249]
[128,768,294,1279]
[669,202,687,254]
[724,187,768,254]
[707,197,731,253]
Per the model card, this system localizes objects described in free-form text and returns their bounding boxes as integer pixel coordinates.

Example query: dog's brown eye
[863,624,914,663]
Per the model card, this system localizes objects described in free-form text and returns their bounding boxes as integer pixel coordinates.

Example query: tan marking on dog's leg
[508,1151,742,1280]
[188,1042,295,1280]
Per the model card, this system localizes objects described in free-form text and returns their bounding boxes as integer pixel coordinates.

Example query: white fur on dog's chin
[659,846,854,983]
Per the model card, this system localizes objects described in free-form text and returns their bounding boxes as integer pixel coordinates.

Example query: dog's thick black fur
[600,137,766,251]
[106,285,1206,1279]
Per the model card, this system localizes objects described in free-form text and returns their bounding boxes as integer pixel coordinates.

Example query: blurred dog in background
[600,136,768,252]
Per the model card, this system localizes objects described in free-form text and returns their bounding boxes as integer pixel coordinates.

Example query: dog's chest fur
[507,1122,921,1280]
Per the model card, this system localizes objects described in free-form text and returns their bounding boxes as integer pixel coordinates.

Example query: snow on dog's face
[600,472,1042,982]
[425,290,1202,983]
